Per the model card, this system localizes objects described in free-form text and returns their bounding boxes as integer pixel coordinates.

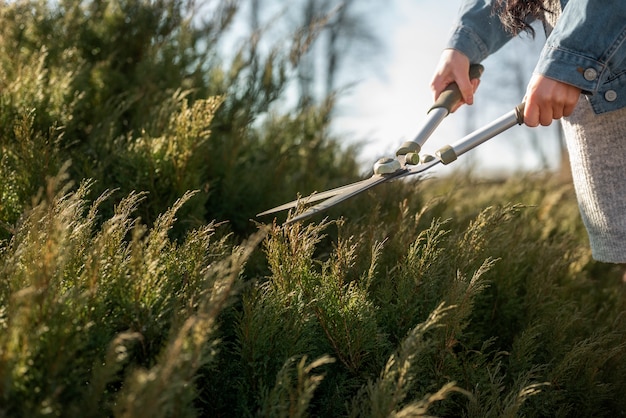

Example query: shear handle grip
[430,63,484,114]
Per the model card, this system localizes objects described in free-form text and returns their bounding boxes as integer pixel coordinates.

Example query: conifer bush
[0,0,360,237]
[0,173,235,416]
[2,168,626,417]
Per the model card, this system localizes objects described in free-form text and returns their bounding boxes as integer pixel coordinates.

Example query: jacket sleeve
[534,0,626,94]
[445,0,515,63]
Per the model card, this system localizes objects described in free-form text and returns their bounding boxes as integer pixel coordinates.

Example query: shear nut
[373,157,401,175]
[421,154,435,163]
[436,145,458,165]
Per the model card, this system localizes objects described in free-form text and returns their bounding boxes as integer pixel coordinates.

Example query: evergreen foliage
[2,171,626,417]
[1,1,625,417]
[0,0,359,238]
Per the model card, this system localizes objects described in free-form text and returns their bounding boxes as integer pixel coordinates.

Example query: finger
[471,78,481,92]
[454,69,474,105]
[563,95,579,117]
[523,100,540,127]
[539,106,553,126]
[530,96,553,126]
[451,102,463,113]
[563,102,577,117]
[549,96,570,120]
[463,78,481,108]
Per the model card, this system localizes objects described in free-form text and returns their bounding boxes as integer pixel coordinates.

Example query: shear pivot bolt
[373,157,401,175]
[405,152,420,165]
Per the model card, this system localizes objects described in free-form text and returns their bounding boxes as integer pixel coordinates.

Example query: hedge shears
[258,65,525,224]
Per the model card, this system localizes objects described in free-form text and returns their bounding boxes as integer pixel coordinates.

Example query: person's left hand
[523,74,581,127]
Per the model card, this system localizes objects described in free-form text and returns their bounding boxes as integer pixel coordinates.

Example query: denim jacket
[446,0,626,114]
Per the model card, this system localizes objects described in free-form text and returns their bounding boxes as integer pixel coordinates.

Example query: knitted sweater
[544,0,626,263]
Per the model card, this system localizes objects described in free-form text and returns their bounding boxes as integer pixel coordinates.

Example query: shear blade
[286,158,441,223]
[257,175,384,217]
[286,174,390,224]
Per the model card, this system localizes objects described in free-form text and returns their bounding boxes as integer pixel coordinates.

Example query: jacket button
[583,68,598,81]
[605,90,618,102]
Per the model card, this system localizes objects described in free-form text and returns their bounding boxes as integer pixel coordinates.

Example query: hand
[523,74,581,127]
[430,49,481,112]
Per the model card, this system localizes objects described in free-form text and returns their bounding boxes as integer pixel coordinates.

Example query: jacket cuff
[534,45,605,94]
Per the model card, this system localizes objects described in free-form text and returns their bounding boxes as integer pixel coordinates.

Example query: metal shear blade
[256,176,382,217]
[264,158,441,224]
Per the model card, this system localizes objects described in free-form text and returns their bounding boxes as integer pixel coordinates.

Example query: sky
[334,0,562,176]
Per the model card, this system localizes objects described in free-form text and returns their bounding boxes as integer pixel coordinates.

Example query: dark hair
[493,0,548,37]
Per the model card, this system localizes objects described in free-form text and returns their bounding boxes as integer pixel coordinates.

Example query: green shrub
[0,0,362,239]
[2,168,626,417]
[0,173,237,416]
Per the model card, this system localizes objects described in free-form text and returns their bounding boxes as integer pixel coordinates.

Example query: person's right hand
[430,49,480,113]
[523,73,581,127]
